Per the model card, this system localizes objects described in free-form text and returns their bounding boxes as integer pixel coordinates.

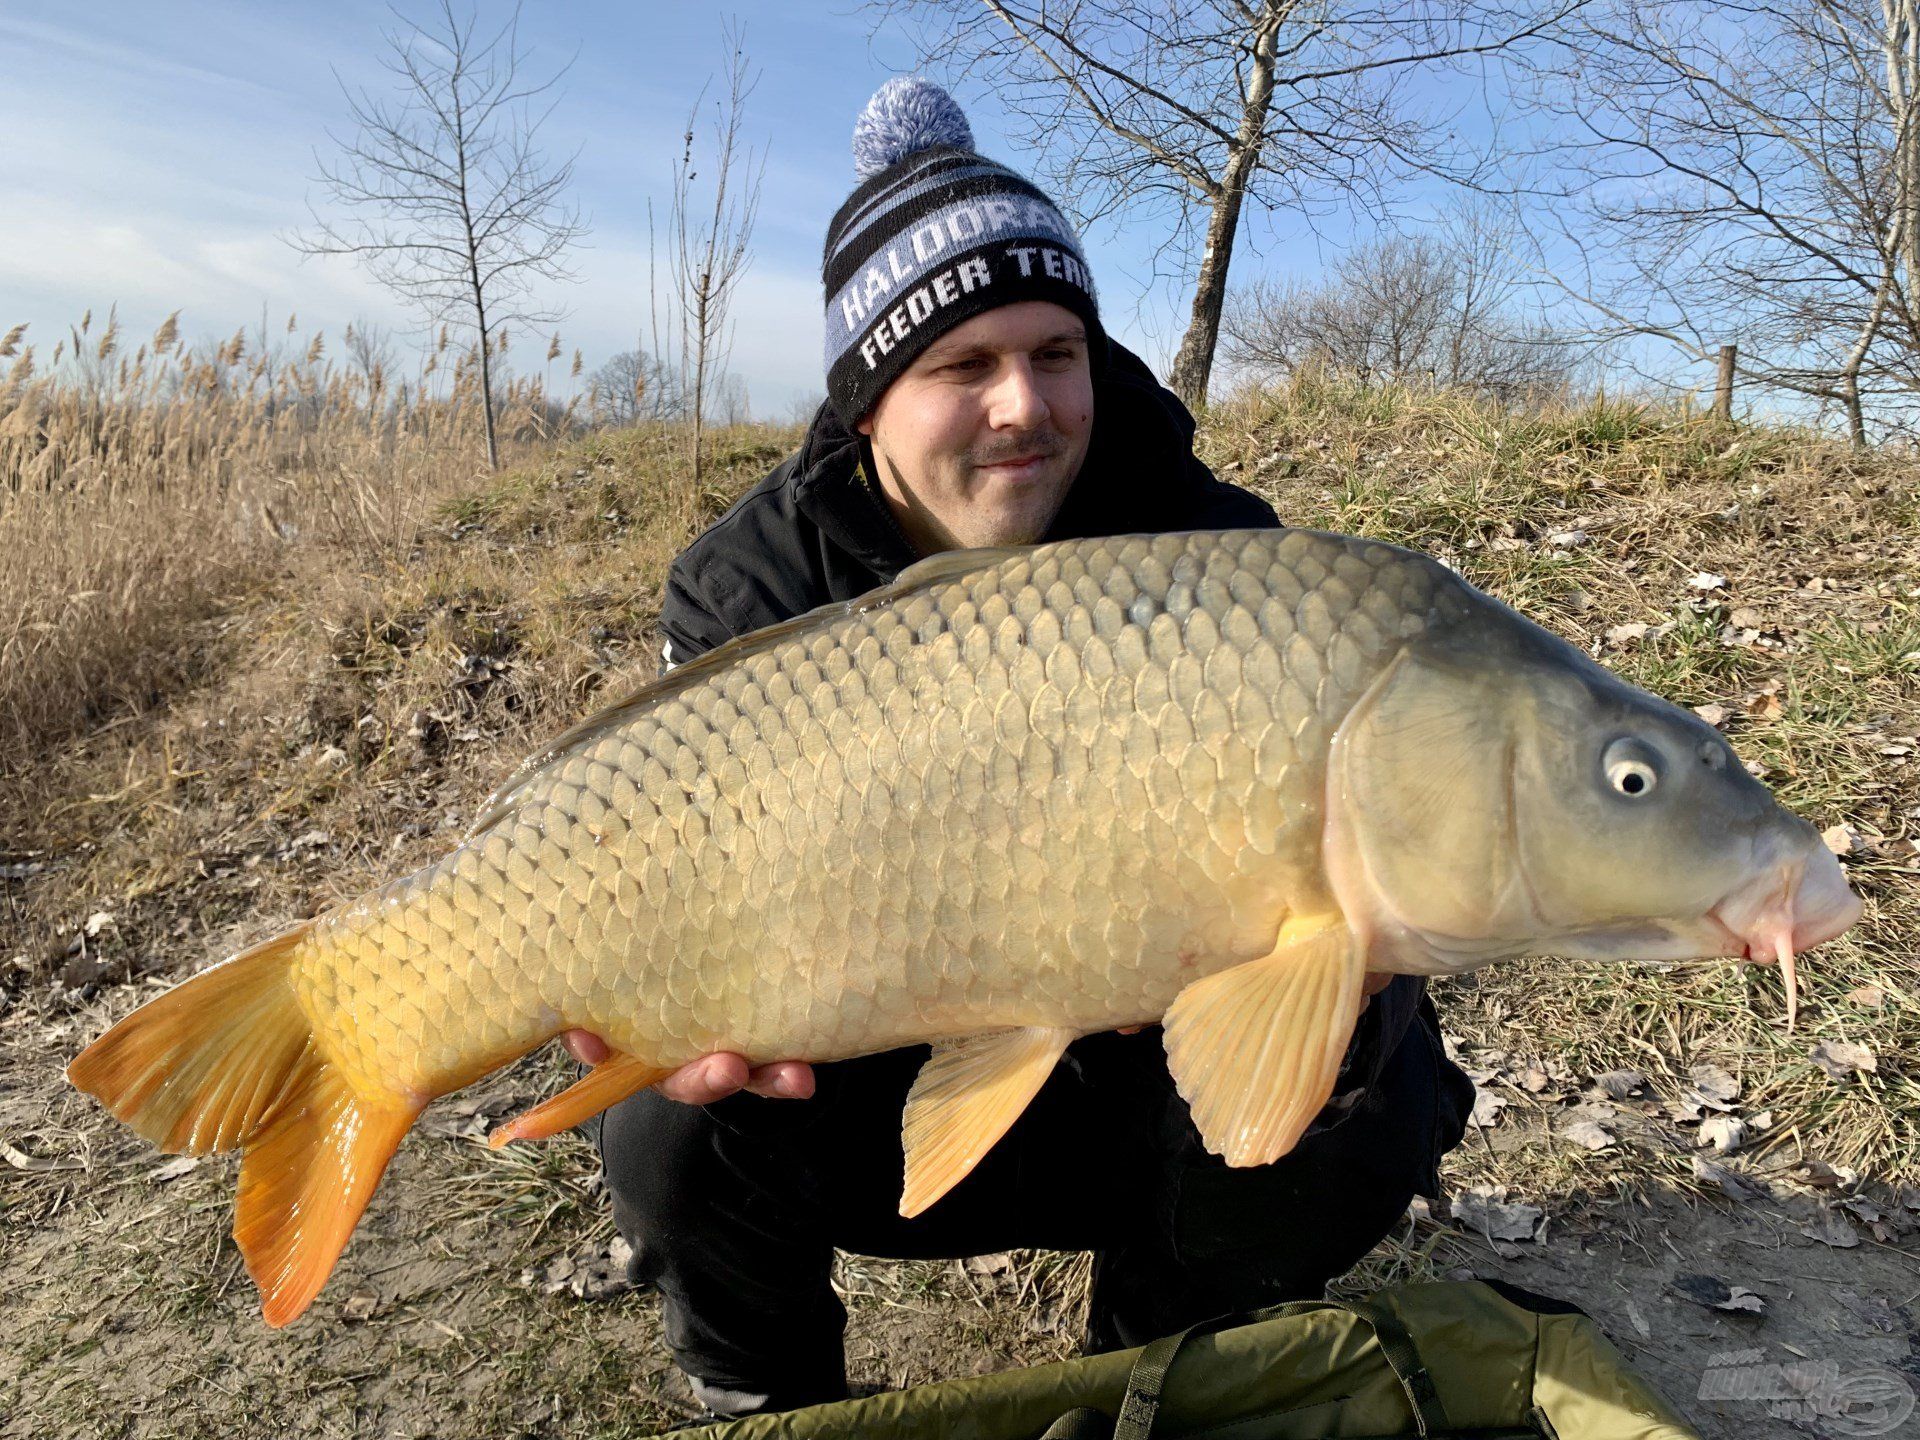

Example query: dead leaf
[1452,1186,1545,1243]
[83,910,115,936]
[1810,1039,1877,1080]
[1687,571,1728,592]
[149,1156,199,1182]
[1692,703,1730,727]
[1822,825,1858,856]
[1563,1119,1616,1151]
[1793,1159,1858,1191]
[1606,622,1650,648]
[1746,692,1785,721]
[1697,1115,1747,1155]
[1799,1213,1862,1249]
[965,1252,1014,1277]
[1672,1273,1766,1313]
[1728,606,1766,630]
[1844,985,1886,1009]
[1697,1067,1743,1113]
[1836,1290,1899,1333]
[1519,1066,1552,1093]
[1594,1068,1645,1100]
[1692,1155,1769,1202]
[1471,1085,1508,1127]
[1547,529,1589,548]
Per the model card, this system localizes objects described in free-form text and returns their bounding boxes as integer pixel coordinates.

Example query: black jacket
[657,344,1277,667]
[655,344,1460,1149]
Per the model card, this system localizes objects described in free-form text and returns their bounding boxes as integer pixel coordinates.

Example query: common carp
[68,529,1859,1326]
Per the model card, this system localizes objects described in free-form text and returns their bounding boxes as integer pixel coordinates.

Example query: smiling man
[576,79,1472,1418]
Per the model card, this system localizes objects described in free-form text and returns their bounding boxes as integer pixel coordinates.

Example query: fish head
[1326,604,1860,1014]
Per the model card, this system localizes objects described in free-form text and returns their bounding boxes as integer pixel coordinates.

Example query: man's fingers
[657,1052,750,1105]
[743,1061,815,1100]
[562,1028,610,1066]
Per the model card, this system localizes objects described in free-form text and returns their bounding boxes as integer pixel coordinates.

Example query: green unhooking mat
[676,1280,1700,1439]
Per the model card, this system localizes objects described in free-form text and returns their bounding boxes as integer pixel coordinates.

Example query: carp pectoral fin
[488,1052,672,1148]
[898,1026,1075,1219]
[1162,917,1366,1168]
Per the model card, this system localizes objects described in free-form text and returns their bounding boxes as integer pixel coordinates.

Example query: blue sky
[1,0,1550,416]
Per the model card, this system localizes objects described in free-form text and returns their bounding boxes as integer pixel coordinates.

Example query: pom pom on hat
[852,77,974,179]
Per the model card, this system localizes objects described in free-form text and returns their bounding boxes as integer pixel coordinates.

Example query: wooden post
[1711,345,1736,423]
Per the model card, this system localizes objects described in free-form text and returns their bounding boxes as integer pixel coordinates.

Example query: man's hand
[562,1030,815,1104]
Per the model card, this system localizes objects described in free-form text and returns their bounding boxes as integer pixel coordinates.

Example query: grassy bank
[1,370,1914,1438]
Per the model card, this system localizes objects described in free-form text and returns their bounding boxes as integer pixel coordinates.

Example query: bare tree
[873,0,1582,406]
[588,348,686,426]
[1224,211,1578,399]
[1523,0,1920,443]
[342,319,396,405]
[295,0,587,468]
[656,27,765,494]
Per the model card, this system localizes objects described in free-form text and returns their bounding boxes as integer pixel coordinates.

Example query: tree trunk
[476,318,500,472]
[690,275,710,502]
[1166,5,1283,409]
[1711,344,1736,423]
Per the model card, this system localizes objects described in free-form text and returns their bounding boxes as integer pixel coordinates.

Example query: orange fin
[1162,916,1365,1167]
[488,1051,671,1147]
[898,1026,1074,1218]
[67,925,317,1154]
[237,1062,418,1327]
[67,922,421,1326]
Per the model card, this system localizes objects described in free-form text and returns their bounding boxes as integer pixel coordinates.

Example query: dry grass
[0,309,582,779]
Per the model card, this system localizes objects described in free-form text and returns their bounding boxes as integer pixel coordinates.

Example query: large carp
[69,529,1859,1325]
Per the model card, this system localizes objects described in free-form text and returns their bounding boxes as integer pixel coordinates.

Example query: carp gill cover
[67,529,1861,1326]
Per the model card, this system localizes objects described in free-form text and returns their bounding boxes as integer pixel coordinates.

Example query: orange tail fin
[66,925,419,1327]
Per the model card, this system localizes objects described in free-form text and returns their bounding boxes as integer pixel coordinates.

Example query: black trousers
[598,992,1471,1408]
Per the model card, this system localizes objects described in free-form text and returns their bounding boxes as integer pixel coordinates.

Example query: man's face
[857,301,1094,554]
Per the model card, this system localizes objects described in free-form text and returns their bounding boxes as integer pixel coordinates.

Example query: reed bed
[0,310,579,778]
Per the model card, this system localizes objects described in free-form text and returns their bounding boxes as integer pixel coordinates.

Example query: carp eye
[1603,738,1661,798]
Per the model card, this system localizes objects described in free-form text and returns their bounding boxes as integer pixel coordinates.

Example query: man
[569,78,1473,1417]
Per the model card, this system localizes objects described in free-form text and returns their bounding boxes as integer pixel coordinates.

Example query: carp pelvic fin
[66,922,420,1326]
[1162,916,1366,1167]
[898,1026,1075,1218]
[488,1051,672,1147]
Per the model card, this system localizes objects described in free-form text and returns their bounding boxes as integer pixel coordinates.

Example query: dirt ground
[4,985,1914,1439]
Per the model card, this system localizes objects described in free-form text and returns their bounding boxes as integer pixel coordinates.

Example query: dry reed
[0,309,579,778]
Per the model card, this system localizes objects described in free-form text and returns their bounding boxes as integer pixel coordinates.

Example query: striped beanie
[822,77,1104,426]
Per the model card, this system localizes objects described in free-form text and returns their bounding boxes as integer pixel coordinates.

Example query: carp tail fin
[67,923,418,1326]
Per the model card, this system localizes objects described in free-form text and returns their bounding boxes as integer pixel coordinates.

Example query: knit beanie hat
[822,77,1104,426]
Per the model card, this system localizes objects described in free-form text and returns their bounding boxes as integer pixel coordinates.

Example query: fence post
[1711,345,1736,423]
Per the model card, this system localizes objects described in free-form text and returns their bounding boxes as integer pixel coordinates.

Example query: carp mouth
[1705,853,1862,1032]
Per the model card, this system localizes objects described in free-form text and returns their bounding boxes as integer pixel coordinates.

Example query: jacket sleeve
[656,559,738,674]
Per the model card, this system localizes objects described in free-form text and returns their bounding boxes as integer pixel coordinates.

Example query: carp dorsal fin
[1161,916,1366,1167]
[465,542,1034,840]
[898,1025,1076,1218]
